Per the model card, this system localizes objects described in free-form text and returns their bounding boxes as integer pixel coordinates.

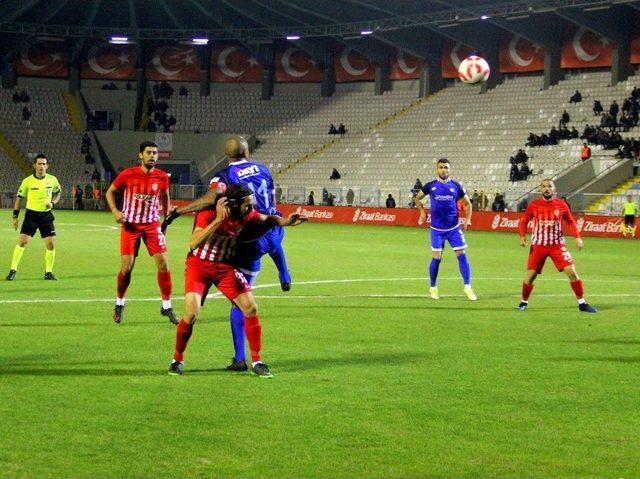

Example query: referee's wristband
[12,210,19,218]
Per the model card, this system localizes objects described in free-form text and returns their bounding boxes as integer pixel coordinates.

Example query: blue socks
[229,273,257,363]
[429,258,441,287]
[269,244,291,284]
[457,253,471,285]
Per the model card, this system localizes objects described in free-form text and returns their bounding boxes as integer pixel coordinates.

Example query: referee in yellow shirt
[622,194,637,239]
[6,154,61,280]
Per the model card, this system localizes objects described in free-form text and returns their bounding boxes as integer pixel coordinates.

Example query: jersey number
[247,180,270,209]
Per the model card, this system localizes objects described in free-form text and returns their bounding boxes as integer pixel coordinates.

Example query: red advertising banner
[335,46,375,82]
[499,34,546,73]
[146,44,201,81]
[211,43,263,83]
[441,40,475,79]
[14,40,69,78]
[275,45,322,82]
[390,49,422,80]
[561,25,613,69]
[81,40,136,80]
[275,205,633,239]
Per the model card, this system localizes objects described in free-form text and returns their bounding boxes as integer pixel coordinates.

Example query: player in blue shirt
[414,158,476,301]
[162,136,292,371]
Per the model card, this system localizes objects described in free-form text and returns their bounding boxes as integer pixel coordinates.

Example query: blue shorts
[234,226,285,276]
[430,226,467,252]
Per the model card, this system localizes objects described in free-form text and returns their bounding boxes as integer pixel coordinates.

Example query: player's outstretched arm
[177,189,220,215]
[415,191,427,225]
[263,213,307,227]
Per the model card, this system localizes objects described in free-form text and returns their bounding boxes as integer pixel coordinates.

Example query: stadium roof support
[127,0,137,28]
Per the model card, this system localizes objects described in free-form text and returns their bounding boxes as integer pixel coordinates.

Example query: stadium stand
[586,175,640,214]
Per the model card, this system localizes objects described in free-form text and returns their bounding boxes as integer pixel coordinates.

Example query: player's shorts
[120,221,167,257]
[184,254,251,300]
[624,214,635,226]
[235,226,285,275]
[20,209,55,238]
[527,244,574,273]
[430,225,467,252]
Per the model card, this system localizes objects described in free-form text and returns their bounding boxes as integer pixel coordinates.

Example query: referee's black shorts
[20,209,56,238]
[624,214,635,226]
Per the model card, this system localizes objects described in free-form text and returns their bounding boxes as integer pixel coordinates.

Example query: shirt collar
[228,159,249,166]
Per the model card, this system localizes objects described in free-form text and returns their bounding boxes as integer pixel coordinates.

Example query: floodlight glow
[480,14,489,19]
[192,38,209,45]
[361,30,373,35]
[286,35,300,40]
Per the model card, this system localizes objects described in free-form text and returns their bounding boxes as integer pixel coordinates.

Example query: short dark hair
[226,183,252,203]
[437,158,450,165]
[34,154,47,163]
[139,141,158,153]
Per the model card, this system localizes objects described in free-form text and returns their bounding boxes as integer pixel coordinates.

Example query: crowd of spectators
[147,81,176,132]
[328,123,347,136]
[509,149,532,182]
[12,90,30,103]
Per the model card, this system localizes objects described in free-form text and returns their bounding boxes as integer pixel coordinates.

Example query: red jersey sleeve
[162,173,170,192]
[194,209,216,229]
[519,203,534,237]
[561,204,581,238]
[245,210,262,224]
[111,169,129,191]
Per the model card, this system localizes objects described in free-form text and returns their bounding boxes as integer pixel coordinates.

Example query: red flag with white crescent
[441,40,475,78]
[390,50,422,80]
[632,33,640,64]
[145,44,201,81]
[81,40,136,80]
[211,43,263,83]
[14,40,69,78]
[561,24,613,68]
[334,46,375,82]
[499,33,546,73]
[275,44,322,82]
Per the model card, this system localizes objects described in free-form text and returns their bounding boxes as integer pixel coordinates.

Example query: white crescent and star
[218,46,245,78]
[572,26,599,62]
[340,47,367,76]
[87,43,117,75]
[508,35,533,67]
[152,46,182,77]
[20,45,50,71]
[397,50,417,74]
[281,47,308,78]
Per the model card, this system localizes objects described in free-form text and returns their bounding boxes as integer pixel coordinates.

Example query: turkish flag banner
[390,49,422,80]
[631,31,640,64]
[145,44,201,81]
[499,34,546,73]
[275,44,322,82]
[14,40,69,78]
[211,43,263,83]
[334,46,375,82]
[441,40,475,78]
[81,40,136,80]
[561,24,613,68]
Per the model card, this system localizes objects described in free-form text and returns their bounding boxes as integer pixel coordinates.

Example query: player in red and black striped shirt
[168,183,306,378]
[105,141,177,324]
[518,179,596,313]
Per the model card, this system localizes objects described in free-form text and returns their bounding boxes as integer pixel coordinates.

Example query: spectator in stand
[620,113,633,132]
[328,124,338,135]
[569,90,582,103]
[515,149,528,164]
[560,110,570,127]
[510,158,521,182]
[385,194,396,208]
[548,126,559,145]
[609,100,619,120]
[329,168,341,180]
[327,193,335,206]
[92,169,101,182]
[622,98,632,113]
[74,185,84,210]
[471,190,480,211]
[517,197,528,212]
[147,121,157,132]
[275,185,282,203]
[593,100,603,116]
[307,191,315,205]
[93,184,102,210]
[322,188,328,205]
[581,143,591,162]
[413,178,422,191]
[491,193,506,212]
[346,188,355,206]
[179,86,188,96]
[22,106,31,123]
[478,191,488,211]
[519,162,532,181]
[12,91,20,103]
[338,123,346,136]
[570,126,579,139]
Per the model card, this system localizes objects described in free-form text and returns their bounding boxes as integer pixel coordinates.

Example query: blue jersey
[213,159,277,215]
[421,179,466,231]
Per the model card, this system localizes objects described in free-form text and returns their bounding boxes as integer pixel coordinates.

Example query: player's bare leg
[234,292,273,378]
[43,236,56,280]
[562,265,596,313]
[7,233,31,280]
[154,252,177,324]
[169,292,202,375]
[518,270,538,311]
[429,250,442,299]
[455,249,476,301]
[114,255,136,323]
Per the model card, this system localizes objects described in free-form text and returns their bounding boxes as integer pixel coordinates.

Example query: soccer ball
[458,56,490,84]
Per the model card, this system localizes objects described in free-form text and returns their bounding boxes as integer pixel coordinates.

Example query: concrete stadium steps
[62,92,84,132]
[586,175,640,213]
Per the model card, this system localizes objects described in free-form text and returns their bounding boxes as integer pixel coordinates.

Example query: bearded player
[105,141,177,324]
[518,179,596,313]
[162,136,292,371]
[168,183,306,377]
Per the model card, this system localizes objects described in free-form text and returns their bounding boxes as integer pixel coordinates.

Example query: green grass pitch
[1,210,639,478]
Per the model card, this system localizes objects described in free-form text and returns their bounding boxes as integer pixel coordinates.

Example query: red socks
[173,319,193,362]
[244,315,262,362]
[157,271,173,301]
[117,271,131,298]
[570,279,584,300]
[521,282,534,301]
